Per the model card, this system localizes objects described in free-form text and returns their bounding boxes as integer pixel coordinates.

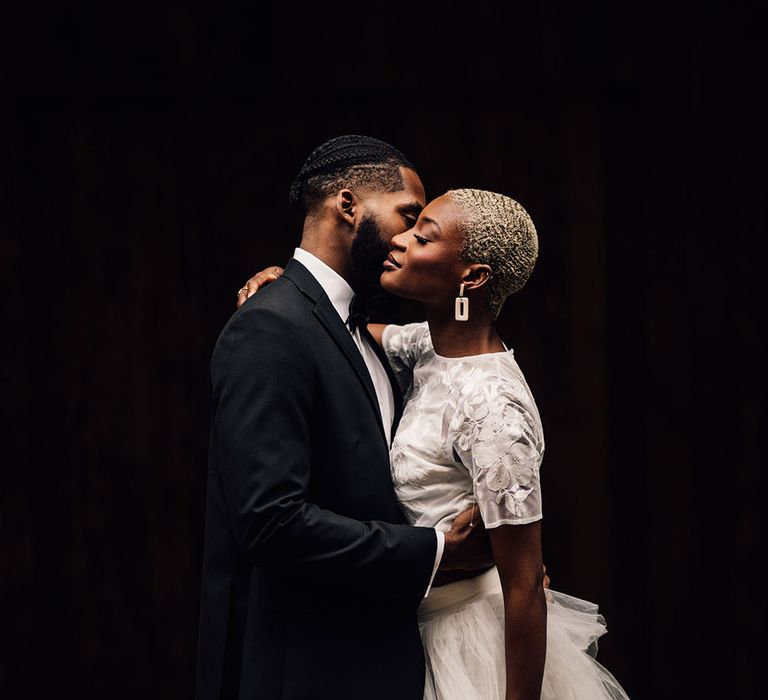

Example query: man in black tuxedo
[196,136,491,700]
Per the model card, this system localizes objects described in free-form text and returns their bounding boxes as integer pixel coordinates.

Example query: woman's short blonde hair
[447,188,538,318]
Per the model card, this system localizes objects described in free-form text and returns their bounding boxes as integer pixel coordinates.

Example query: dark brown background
[3,2,765,698]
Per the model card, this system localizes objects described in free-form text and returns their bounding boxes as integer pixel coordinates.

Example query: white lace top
[382,322,544,531]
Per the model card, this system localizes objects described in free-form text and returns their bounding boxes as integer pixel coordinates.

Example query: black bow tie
[346,295,369,334]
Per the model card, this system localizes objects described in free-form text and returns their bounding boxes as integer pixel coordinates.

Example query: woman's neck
[424,304,505,358]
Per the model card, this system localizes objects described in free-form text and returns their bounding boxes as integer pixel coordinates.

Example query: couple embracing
[196,135,629,699]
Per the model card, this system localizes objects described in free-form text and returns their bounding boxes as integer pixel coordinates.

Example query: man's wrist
[438,531,457,571]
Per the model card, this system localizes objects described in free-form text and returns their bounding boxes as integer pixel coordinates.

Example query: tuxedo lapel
[283,258,389,448]
[366,330,404,433]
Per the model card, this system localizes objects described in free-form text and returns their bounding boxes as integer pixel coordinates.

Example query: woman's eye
[413,234,428,245]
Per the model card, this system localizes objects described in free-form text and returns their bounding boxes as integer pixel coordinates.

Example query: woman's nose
[390,230,407,250]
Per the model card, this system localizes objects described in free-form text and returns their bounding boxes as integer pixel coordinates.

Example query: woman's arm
[233,271,391,352]
[234,271,414,370]
[489,521,547,700]
[367,323,388,348]
[236,266,284,307]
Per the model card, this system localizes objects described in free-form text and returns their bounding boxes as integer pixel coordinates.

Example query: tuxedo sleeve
[208,305,437,607]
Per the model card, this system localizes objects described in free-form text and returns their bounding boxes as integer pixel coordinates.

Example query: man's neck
[298,226,353,284]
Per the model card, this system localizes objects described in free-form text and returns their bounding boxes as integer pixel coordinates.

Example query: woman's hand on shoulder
[236,266,285,307]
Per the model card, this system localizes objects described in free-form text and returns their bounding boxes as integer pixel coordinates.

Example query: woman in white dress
[364,188,629,699]
[238,187,629,698]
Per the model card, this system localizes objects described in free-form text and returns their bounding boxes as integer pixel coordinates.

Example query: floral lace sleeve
[381,322,432,393]
[450,383,543,527]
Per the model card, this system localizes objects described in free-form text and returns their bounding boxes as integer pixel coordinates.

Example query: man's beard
[349,215,393,301]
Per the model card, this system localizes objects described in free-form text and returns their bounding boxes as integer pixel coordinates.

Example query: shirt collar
[293,247,355,323]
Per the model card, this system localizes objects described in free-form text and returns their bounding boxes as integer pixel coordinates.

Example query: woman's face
[380,193,468,306]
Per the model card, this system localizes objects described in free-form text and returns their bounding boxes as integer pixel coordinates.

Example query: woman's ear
[461,264,493,292]
[334,189,356,226]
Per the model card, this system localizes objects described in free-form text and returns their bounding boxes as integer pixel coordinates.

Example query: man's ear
[461,264,493,292]
[334,189,357,226]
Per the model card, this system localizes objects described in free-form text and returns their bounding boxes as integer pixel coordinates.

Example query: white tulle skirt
[418,568,629,699]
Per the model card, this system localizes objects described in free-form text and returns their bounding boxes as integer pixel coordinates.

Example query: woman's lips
[383,253,402,270]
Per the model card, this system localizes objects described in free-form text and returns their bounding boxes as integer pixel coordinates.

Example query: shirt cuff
[423,530,445,599]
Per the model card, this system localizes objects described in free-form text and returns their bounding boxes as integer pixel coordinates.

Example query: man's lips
[384,253,402,269]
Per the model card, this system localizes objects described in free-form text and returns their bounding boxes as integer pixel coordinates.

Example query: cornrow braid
[447,188,539,318]
[289,135,415,214]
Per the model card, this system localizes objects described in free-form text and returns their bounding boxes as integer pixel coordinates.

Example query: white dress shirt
[292,248,444,595]
[292,247,395,444]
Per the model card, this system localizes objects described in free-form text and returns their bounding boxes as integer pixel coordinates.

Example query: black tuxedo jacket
[195,259,437,700]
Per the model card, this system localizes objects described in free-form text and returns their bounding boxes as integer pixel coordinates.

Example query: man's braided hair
[289,135,416,215]
[447,188,539,318]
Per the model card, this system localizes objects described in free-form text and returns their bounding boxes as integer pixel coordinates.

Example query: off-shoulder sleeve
[381,322,432,393]
[451,386,543,528]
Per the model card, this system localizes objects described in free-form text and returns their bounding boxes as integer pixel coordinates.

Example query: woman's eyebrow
[421,215,442,234]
